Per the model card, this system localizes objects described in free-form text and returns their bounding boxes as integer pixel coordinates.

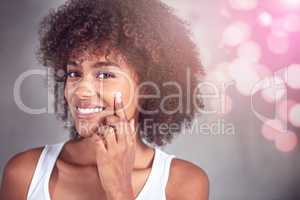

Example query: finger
[115,129,126,146]
[127,118,136,144]
[114,91,128,121]
[89,121,105,137]
[130,118,137,138]
[94,135,107,154]
[107,122,126,145]
[106,119,132,145]
[104,115,120,126]
[105,103,125,144]
[115,120,130,146]
[130,118,135,134]
[116,117,136,145]
[93,124,106,137]
[121,120,132,145]
[103,126,117,149]
[96,138,107,155]
[90,131,101,142]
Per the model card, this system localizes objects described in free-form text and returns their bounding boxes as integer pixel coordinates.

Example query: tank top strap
[27,142,66,199]
[135,147,175,200]
[161,153,176,189]
[154,148,175,191]
[135,147,160,200]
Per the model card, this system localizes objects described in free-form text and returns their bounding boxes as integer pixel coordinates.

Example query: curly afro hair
[38,0,205,147]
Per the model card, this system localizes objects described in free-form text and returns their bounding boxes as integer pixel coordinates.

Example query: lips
[75,107,105,119]
[74,101,106,119]
[76,101,105,108]
[77,106,104,113]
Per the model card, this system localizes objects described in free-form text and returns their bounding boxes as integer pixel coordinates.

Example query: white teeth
[77,107,104,114]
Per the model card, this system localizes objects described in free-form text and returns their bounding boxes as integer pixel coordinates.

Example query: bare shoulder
[0,146,44,200]
[166,158,209,200]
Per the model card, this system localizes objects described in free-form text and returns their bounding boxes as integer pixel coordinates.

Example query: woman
[0,0,209,199]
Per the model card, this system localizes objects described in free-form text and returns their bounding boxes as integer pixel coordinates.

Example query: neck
[62,131,153,169]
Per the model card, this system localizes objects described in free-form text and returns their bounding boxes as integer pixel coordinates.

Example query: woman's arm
[0,148,42,200]
[166,159,209,200]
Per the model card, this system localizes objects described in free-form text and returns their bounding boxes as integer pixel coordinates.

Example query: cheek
[64,86,73,116]
[64,82,75,103]
[121,80,138,117]
[105,80,137,114]
[64,81,80,113]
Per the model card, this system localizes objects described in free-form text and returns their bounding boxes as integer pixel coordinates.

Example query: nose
[74,79,97,99]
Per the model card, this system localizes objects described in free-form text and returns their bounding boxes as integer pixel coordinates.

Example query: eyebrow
[67,61,121,68]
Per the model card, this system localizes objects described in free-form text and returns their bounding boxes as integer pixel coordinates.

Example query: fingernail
[115,91,122,103]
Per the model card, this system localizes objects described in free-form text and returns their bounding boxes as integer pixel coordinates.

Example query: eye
[96,72,116,79]
[66,71,80,78]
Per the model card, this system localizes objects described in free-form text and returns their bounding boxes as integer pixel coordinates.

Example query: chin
[74,119,101,138]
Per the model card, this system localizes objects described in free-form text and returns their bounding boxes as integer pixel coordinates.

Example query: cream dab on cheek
[114,91,122,103]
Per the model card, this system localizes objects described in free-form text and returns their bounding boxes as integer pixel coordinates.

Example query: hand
[92,92,136,200]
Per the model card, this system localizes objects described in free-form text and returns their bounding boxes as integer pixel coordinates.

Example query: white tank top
[27,141,175,200]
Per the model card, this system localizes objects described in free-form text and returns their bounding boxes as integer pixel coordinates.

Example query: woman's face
[64,51,139,137]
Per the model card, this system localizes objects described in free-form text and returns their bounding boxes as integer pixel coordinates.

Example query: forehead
[67,48,129,70]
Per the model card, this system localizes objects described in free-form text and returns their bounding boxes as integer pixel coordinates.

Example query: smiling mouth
[76,106,106,114]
